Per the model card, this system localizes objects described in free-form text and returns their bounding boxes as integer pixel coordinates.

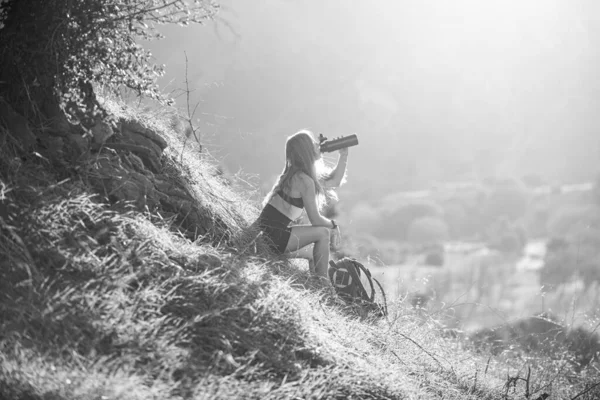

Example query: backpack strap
[371,276,388,316]
[350,259,389,316]
[352,260,377,303]
[344,259,372,303]
[355,265,388,317]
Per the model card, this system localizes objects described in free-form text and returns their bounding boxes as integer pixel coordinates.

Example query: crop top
[276,189,304,208]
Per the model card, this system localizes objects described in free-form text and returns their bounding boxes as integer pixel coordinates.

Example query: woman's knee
[315,227,330,242]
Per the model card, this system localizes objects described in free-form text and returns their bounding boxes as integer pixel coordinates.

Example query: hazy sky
[147,0,600,192]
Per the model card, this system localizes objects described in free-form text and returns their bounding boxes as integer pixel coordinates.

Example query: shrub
[481,180,529,223]
[523,204,550,238]
[521,173,546,188]
[348,202,381,234]
[541,243,577,289]
[424,249,444,267]
[407,216,449,245]
[375,200,442,241]
[546,205,600,238]
[541,231,600,290]
[541,204,600,288]
[440,200,469,239]
[485,217,527,254]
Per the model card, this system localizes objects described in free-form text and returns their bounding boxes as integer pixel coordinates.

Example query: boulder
[15,111,225,242]
[120,120,168,151]
[90,153,159,211]
[97,119,169,173]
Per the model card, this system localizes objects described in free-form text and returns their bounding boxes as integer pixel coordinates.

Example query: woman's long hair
[265,130,333,208]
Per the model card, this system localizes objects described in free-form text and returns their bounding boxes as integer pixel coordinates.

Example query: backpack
[327,257,388,317]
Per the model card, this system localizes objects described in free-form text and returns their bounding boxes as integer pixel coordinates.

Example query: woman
[257,130,349,278]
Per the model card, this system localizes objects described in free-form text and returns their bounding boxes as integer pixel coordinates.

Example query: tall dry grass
[1,96,600,399]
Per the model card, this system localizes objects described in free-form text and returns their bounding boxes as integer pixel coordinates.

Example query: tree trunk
[0,0,77,142]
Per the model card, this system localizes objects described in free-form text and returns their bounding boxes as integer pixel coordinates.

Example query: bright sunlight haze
[147,0,599,203]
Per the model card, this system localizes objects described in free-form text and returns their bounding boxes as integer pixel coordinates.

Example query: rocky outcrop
[90,119,168,173]
[0,95,234,242]
[85,118,229,241]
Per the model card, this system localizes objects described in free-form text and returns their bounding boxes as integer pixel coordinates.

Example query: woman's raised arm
[323,148,349,188]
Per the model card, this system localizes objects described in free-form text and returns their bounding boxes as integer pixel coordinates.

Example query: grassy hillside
[1,98,599,400]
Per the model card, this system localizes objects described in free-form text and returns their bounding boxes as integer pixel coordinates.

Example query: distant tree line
[351,178,529,252]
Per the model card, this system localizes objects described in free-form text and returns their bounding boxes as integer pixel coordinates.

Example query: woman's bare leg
[285,225,330,277]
